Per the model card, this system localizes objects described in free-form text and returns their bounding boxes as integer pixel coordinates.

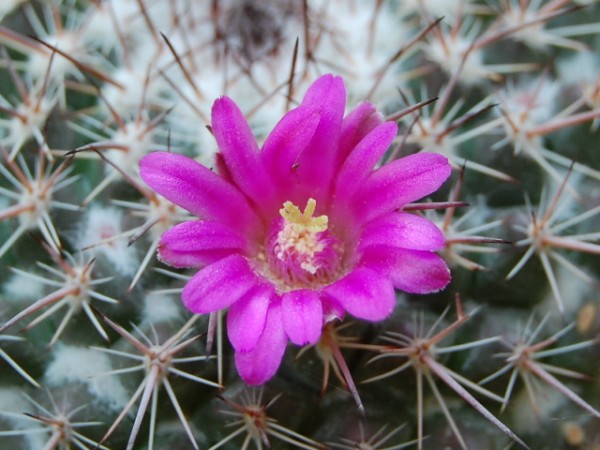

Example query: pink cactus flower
[139,74,451,384]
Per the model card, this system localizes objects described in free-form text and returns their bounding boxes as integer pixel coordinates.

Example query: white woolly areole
[100,64,169,118]
[308,0,409,104]
[142,293,182,325]
[3,270,45,302]
[77,205,138,276]
[45,345,128,411]
[0,0,27,21]
[0,389,46,450]
[499,77,561,125]
[26,32,84,82]
[557,51,599,87]
[397,0,470,17]
[81,0,145,52]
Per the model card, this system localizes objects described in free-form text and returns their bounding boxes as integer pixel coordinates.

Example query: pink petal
[158,220,247,268]
[362,247,451,294]
[139,152,259,231]
[227,284,274,352]
[333,121,398,210]
[182,254,259,314]
[354,153,451,223]
[281,290,323,345]
[211,97,274,204]
[359,212,445,252]
[324,266,396,321]
[338,102,384,161]
[235,299,288,385]
[261,105,320,199]
[293,75,347,200]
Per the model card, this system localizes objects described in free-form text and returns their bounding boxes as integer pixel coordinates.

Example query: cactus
[0,1,599,449]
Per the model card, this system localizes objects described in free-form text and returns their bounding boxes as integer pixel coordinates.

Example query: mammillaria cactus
[0,1,599,449]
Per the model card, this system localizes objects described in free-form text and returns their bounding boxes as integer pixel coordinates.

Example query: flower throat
[265,198,341,290]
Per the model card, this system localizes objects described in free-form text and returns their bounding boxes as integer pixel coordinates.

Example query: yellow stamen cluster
[279,198,328,232]
[276,198,328,274]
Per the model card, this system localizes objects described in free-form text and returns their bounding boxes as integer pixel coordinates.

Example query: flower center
[263,198,342,291]
[276,198,328,274]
